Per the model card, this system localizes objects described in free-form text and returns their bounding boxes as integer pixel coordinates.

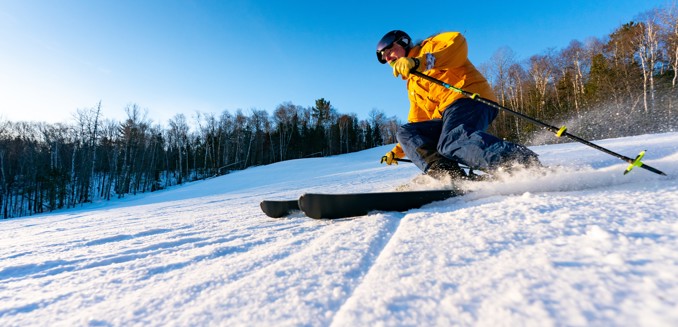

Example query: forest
[1,5,676,218]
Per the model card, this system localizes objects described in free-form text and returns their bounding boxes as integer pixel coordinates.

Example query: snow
[1,132,678,326]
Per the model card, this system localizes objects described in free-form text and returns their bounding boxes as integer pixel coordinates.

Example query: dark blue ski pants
[396,98,538,172]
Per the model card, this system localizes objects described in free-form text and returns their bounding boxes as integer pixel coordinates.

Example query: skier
[377,30,540,180]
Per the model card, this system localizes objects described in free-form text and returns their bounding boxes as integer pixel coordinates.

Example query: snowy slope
[1,133,677,326]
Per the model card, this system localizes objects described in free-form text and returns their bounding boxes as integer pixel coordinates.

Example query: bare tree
[528,52,555,115]
[72,101,102,203]
[659,2,678,89]
[273,102,300,160]
[558,40,589,113]
[167,114,190,184]
[487,47,517,106]
[635,12,662,112]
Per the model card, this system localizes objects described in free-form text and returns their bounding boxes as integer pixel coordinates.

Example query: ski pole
[409,71,667,176]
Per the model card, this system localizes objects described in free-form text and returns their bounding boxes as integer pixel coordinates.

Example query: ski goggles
[376,32,401,64]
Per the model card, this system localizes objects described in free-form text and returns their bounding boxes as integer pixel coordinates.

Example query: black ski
[260,199,300,218]
[299,189,463,219]
[261,189,464,219]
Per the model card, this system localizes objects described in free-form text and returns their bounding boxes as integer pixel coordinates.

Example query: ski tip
[260,199,299,218]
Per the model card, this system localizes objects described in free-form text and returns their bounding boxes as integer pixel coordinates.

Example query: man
[376,30,539,180]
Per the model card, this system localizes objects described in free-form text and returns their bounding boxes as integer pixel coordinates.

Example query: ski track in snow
[1,132,678,326]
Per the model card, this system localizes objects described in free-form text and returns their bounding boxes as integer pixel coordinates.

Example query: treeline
[481,5,678,144]
[0,99,399,218]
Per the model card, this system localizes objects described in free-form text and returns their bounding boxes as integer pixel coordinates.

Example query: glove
[392,57,424,79]
[380,151,398,165]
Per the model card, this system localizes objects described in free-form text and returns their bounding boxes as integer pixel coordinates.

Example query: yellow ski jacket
[391,32,497,158]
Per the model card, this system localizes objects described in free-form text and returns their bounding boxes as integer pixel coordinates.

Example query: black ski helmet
[376,30,412,64]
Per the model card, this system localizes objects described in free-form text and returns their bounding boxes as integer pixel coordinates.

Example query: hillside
[1,132,677,326]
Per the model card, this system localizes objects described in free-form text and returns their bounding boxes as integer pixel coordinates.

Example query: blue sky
[0,0,670,125]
